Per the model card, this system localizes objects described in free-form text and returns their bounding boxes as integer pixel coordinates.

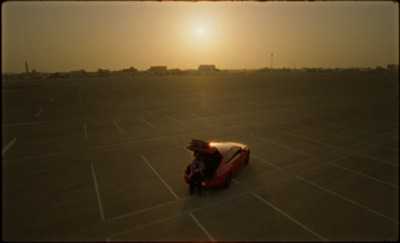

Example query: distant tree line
[2,65,398,79]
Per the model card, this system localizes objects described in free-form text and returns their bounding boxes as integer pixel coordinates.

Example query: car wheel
[223,173,232,189]
[245,152,250,165]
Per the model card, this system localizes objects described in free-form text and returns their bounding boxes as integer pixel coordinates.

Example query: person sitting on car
[189,156,205,196]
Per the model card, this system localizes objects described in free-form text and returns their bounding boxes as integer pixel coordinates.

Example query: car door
[224,147,242,175]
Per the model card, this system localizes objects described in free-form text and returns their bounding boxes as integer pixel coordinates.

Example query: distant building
[70,69,87,77]
[168,68,183,75]
[387,64,399,72]
[148,66,167,75]
[198,64,218,73]
[122,67,138,73]
[97,68,110,77]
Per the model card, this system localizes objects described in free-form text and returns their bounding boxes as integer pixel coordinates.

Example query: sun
[196,27,207,39]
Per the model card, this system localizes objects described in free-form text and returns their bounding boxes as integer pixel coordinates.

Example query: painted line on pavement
[189,213,216,242]
[2,138,17,156]
[357,153,398,167]
[91,164,106,222]
[106,197,189,222]
[112,120,124,134]
[139,117,157,129]
[35,108,44,118]
[331,163,398,188]
[107,177,303,241]
[141,155,179,200]
[4,106,21,117]
[296,176,398,224]
[316,121,377,136]
[251,154,280,169]
[83,124,88,139]
[186,112,208,120]
[2,121,49,127]
[251,134,312,158]
[145,110,154,115]
[109,177,293,239]
[251,192,328,241]
[278,129,339,149]
[296,124,362,142]
[107,213,185,241]
[164,114,184,125]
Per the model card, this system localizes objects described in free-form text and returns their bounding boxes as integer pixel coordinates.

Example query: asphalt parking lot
[2,72,399,241]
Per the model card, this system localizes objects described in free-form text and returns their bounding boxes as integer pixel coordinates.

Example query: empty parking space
[299,164,398,221]
[253,177,398,242]
[93,155,177,220]
[2,73,398,241]
[360,145,399,165]
[192,192,323,242]
[255,129,337,156]
[334,154,399,186]
[279,124,359,148]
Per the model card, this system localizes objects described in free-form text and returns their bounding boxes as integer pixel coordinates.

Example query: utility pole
[25,61,29,73]
[270,53,273,70]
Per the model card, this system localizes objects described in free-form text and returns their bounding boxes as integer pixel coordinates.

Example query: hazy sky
[2,1,398,73]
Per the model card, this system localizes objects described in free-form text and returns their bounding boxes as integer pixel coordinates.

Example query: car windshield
[213,143,231,154]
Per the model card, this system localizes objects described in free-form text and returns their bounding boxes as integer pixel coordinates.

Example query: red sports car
[184,139,250,188]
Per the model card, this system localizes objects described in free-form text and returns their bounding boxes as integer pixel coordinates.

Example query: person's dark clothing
[189,158,205,196]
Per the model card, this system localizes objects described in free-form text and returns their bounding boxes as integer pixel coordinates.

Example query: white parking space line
[278,129,339,149]
[357,153,398,167]
[107,177,299,241]
[189,213,216,242]
[83,124,88,139]
[107,197,187,222]
[139,117,157,129]
[2,121,49,127]
[331,163,398,188]
[251,134,312,158]
[4,106,21,117]
[2,138,17,156]
[296,176,399,224]
[141,155,179,200]
[35,108,44,118]
[251,154,280,169]
[112,120,124,134]
[296,124,362,142]
[251,192,328,241]
[316,121,377,136]
[91,164,106,222]
[164,114,184,125]
[145,110,154,115]
[107,213,185,241]
[186,112,208,120]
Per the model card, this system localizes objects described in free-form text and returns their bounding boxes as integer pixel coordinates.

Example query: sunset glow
[2,1,398,73]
